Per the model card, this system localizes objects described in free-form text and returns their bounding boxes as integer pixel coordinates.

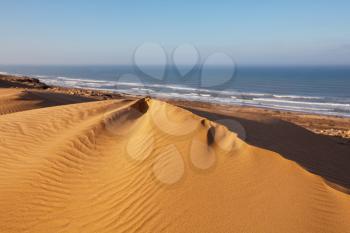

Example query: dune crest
[0,97,349,233]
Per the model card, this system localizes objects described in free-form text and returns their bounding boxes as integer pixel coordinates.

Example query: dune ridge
[0,93,350,232]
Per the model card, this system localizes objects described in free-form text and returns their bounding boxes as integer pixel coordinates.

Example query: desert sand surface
[0,88,94,115]
[0,85,350,233]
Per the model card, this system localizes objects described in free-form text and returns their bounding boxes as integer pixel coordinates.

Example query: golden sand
[0,88,349,233]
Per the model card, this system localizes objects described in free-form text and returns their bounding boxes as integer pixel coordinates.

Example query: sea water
[1,65,350,117]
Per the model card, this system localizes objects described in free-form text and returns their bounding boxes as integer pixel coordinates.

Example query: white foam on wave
[0,71,24,77]
[270,104,332,112]
[253,98,350,108]
[55,76,111,83]
[273,94,323,100]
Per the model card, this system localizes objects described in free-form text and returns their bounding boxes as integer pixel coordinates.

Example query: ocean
[1,65,350,117]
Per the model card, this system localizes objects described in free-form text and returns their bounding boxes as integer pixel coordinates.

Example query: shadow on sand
[189,108,350,194]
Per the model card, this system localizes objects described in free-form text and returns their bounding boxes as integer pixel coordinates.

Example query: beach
[2,73,349,140]
[0,74,350,232]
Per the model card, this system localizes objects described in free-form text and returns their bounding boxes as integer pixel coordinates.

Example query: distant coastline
[1,65,350,117]
[1,73,349,140]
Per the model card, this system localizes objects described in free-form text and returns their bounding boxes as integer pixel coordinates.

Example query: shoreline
[1,73,349,140]
[2,71,350,118]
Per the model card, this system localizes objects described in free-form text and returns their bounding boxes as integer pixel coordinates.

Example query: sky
[0,0,349,65]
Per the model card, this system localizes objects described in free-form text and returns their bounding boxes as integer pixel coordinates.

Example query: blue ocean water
[1,65,350,117]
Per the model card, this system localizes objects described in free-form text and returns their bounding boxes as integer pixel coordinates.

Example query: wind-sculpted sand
[0,90,349,233]
[0,88,94,115]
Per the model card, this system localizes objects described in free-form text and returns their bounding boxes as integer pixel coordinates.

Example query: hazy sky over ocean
[0,0,349,65]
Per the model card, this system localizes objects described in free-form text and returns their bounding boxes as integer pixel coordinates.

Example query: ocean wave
[269,105,332,111]
[272,94,324,100]
[34,77,330,100]
[253,98,350,108]
[0,71,23,77]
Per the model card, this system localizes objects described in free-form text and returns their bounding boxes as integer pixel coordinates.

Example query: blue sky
[0,0,349,65]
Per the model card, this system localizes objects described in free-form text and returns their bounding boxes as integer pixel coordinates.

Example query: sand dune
[0,88,93,115]
[0,92,350,232]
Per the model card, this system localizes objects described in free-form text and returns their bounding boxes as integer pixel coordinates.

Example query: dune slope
[0,88,93,115]
[0,98,349,233]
